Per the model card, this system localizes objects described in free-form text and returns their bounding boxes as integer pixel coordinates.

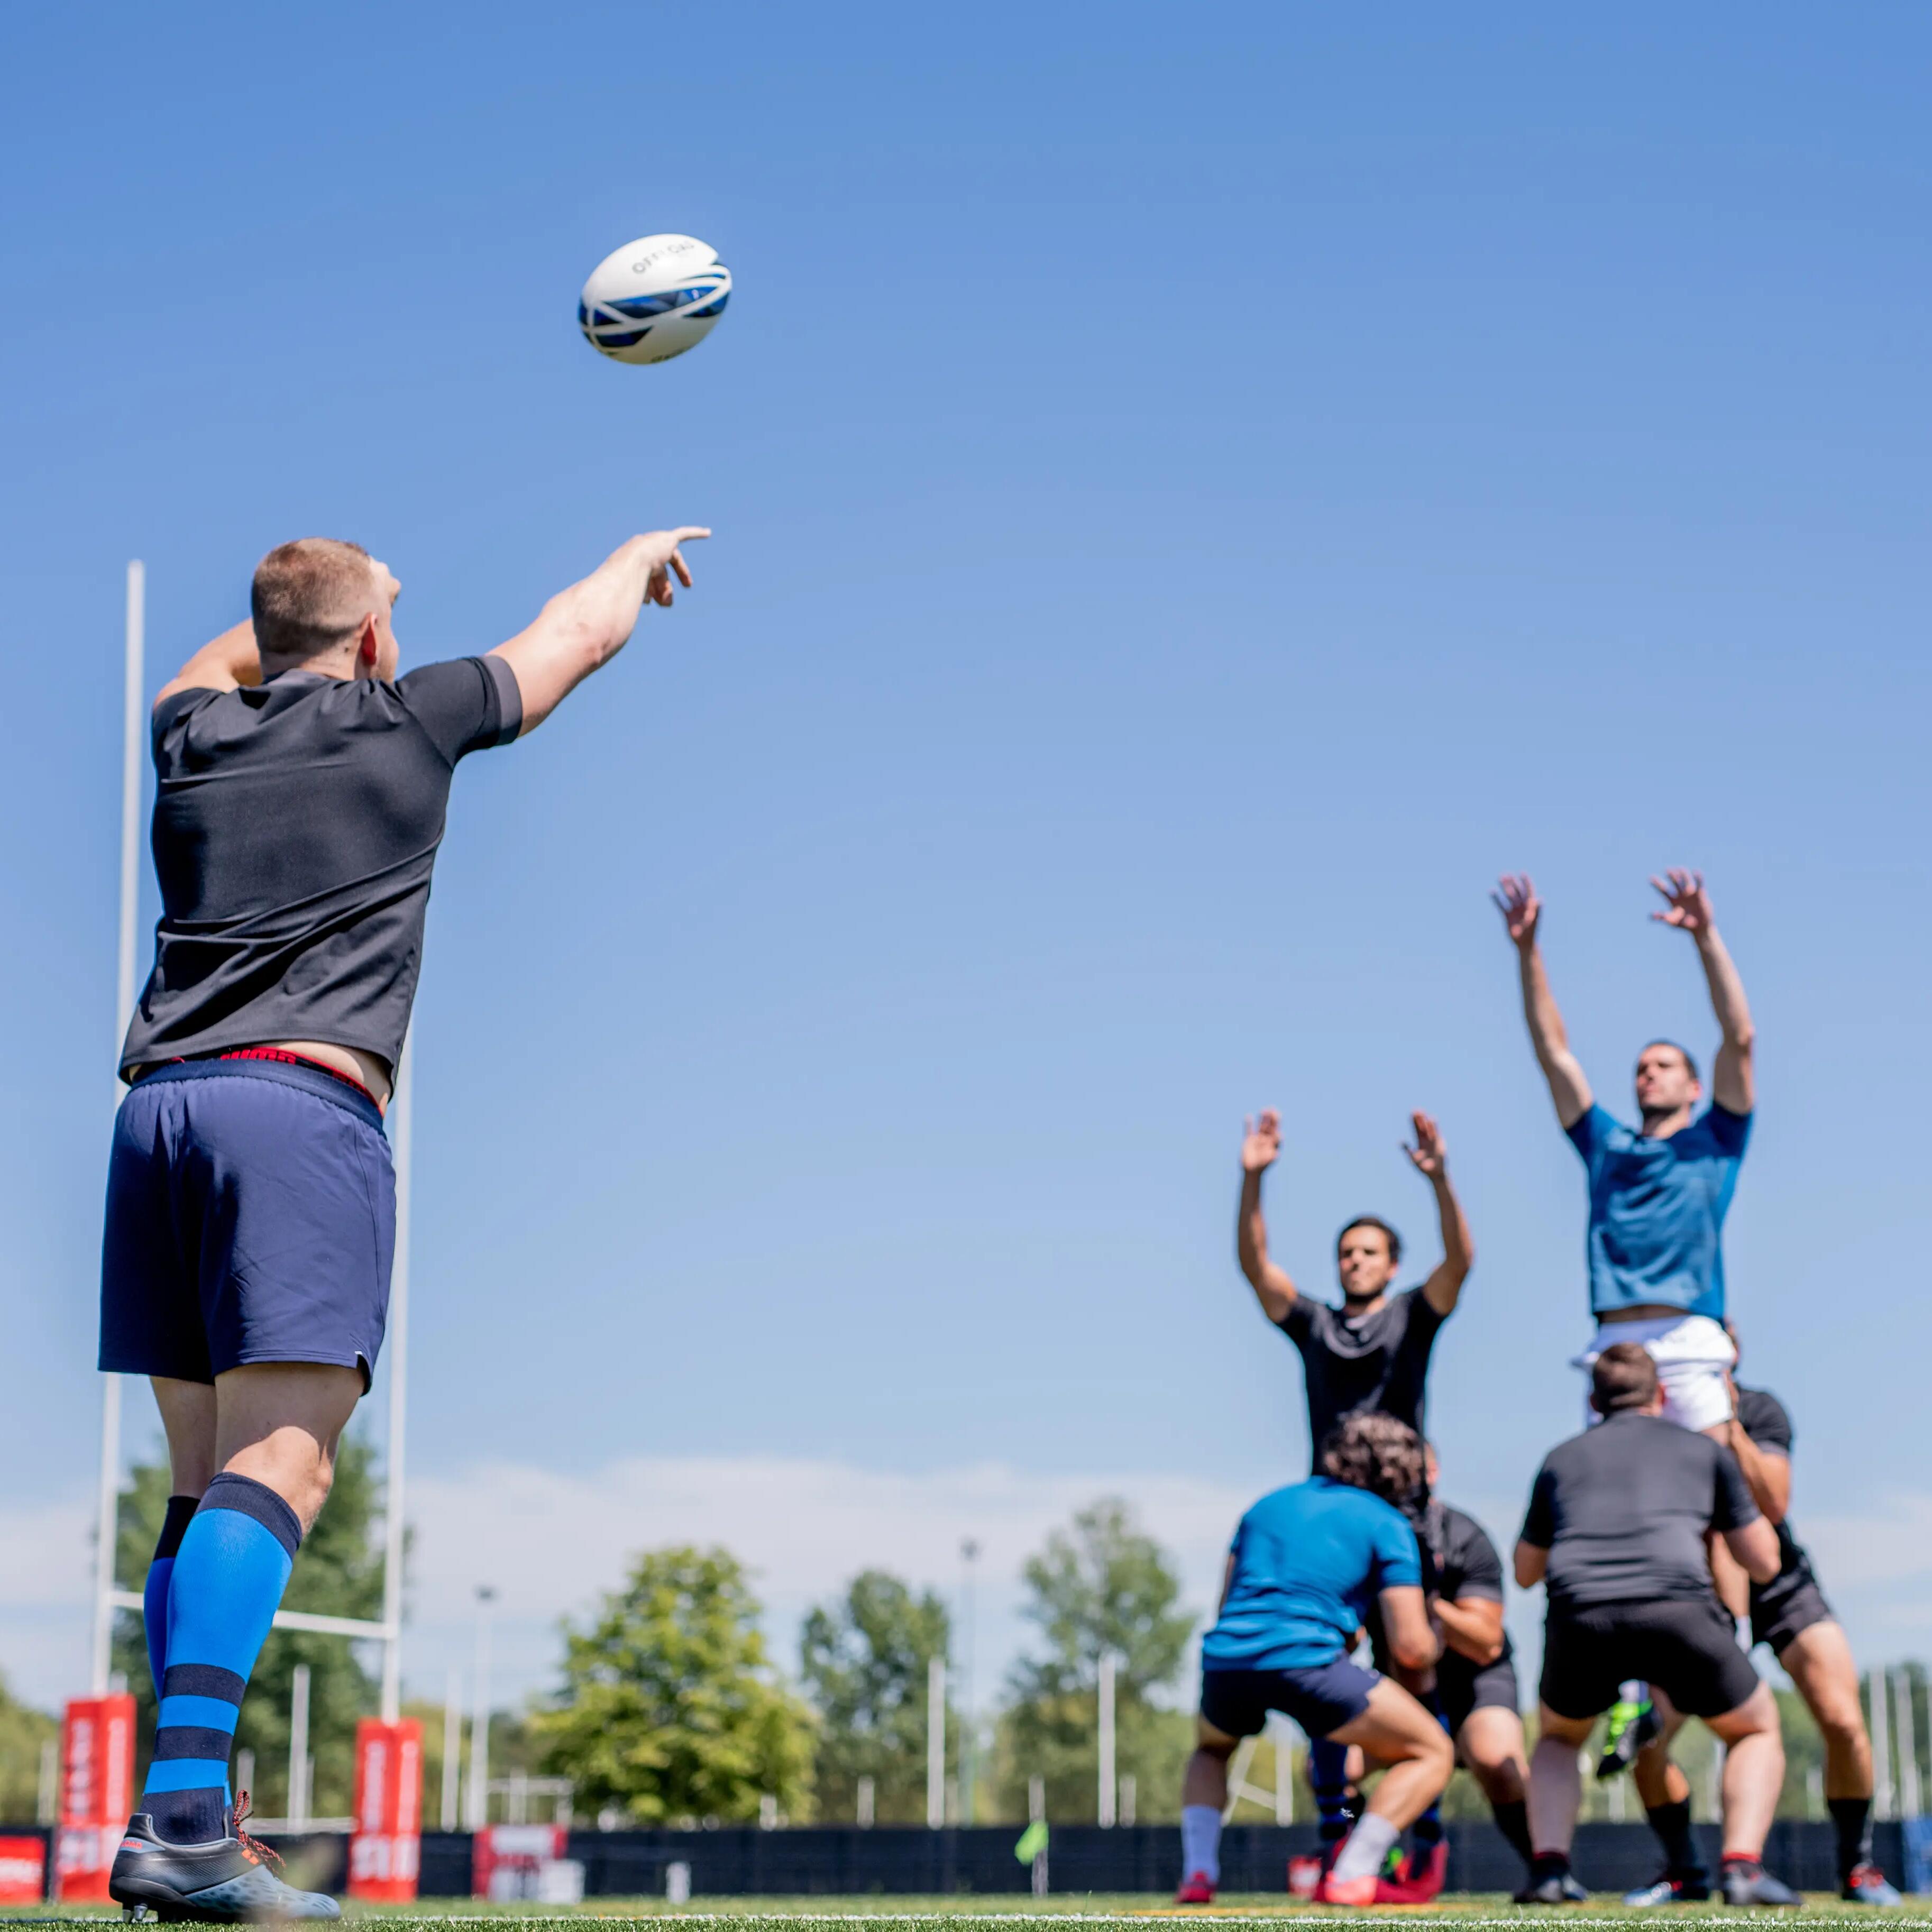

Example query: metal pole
[1097,1651,1116,1827]
[1028,1775,1048,1897]
[441,1667,463,1832]
[959,1539,978,1826]
[1267,1714,1293,1824]
[379,1033,414,1724]
[467,1587,496,1830]
[1894,1669,1921,1819]
[91,560,145,1695]
[926,1656,946,1828]
[1871,1670,1894,1821]
[288,1663,311,1830]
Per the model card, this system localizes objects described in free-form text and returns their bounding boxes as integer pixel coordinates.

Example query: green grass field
[6,1898,1932,1927]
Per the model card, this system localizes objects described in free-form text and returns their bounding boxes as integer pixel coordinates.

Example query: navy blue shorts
[1200,1659,1380,1742]
[100,1058,395,1387]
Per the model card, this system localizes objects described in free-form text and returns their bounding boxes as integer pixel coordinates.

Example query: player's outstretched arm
[155,621,262,707]
[1406,1112,1473,1316]
[1651,869,1755,1115]
[1493,873,1593,1129]
[490,527,711,734]
[1235,1110,1299,1323]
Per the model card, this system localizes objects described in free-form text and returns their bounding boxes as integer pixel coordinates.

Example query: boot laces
[231,1792,285,1873]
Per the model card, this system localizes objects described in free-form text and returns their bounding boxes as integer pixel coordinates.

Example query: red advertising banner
[54,1693,135,1902]
[0,1837,47,1906]
[473,1823,570,1901]
[346,1717,422,1902]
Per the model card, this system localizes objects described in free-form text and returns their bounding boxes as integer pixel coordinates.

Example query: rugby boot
[1376,1840,1447,1903]
[1719,1857,1801,1909]
[1513,1856,1587,1904]
[1843,1863,1905,1907]
[1174,1871,1216,1904]
[111,1808,340,1922]
[1314,1870,1379,1906]
[1624,1872,1711,1907]
[1596,1692,1660,1779]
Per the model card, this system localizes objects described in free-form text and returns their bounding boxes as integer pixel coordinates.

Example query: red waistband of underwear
[214,1046,379,1105]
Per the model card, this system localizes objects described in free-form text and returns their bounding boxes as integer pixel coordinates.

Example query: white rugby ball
[578,233,731,365]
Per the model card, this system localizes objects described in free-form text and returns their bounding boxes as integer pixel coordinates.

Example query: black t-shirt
[121,658,521,1079]
[1429,1499,1514,1685]
[1733,1382,1816,1597]
[1520,1411,1759,1610]
[1278,1287,1445,1457]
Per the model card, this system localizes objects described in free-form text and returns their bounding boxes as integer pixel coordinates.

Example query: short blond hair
[251,538,379,663]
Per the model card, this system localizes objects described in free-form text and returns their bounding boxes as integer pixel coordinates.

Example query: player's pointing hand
[633,526,711,607]
[1241,1110,1282,1175]
[1492,874,1541,948]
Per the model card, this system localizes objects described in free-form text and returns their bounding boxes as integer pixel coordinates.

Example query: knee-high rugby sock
[143,1474,301,1845]
[1828,1797,1873,1884]
[1310,1738,1357,1847]
[1644,1796,1705,1880]
[1180,1805,1222,1883]
[1490,1797,1533,1865]
[142,1496,200,1697]
[1411,1698,1452,1848]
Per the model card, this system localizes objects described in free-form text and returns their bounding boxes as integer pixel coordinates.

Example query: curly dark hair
[1319,1411,1427,1514]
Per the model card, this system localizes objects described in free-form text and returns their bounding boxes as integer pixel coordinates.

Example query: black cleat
[110,1810,340,1923]
[1720,1860,1801,1909]
[1595,1693,1661,1779]
[1514,1867,1587,1904]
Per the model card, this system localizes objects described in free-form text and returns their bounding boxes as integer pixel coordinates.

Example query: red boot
[1174,1872,1216,1905]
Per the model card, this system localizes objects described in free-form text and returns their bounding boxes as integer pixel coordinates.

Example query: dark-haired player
[1513,1344,1796,1909]
[1626,1333,1903,1908]
[1236,1109,1472,1461]
[1176,1414,1452,1909]
[103,528,710,1923]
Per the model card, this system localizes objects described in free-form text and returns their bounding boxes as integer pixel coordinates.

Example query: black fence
[3,1819,1913,1899]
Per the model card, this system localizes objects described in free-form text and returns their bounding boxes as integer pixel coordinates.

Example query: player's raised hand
[1403,1111,1448,1179]
[1492,874,1541,949]
[1650,868,1715,937]
[633,526,711,607]
[1241,1110,1283,1174]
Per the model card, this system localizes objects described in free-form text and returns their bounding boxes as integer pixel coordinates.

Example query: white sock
[1331,1813,1399,1884]
[1181,1805,1222,1882]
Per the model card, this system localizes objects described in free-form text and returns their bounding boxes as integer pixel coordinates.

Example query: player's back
[1204,1476,1418,1670]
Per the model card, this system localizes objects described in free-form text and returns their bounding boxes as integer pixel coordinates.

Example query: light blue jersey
[1202,1477,1421,1672]
[1568,1102,1750,1318]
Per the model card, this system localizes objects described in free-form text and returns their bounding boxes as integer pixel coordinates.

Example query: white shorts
[1572,1313,1735,1433]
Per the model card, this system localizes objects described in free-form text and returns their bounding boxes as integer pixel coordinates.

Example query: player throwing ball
[1513,1344,1795,1908]
[1175,1414,1452,1908]
[1236,1107,1472,1460]
[102,528,709,1923]
[1494,868,1755,1435]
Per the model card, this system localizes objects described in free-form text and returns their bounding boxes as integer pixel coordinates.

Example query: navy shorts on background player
[1201,1659,1379,1741]
[100,1058,395,1386]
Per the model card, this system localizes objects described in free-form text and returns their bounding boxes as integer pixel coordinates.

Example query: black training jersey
[1278,1287,1445,1458]
[1521,1411,1759,1609]
[1427,1499,1514,1692]
[1734,1382,1819,1600]
[121,659,521,1080]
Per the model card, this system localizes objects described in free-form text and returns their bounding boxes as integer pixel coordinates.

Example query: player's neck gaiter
[141,1496,200,1698]
[142,1474,301,1844]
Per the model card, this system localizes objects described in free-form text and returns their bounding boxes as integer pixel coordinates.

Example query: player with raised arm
[102,528,709,1924]
[1513,1344,1796,1909]
[1624,1329,1903,1909]
[1237,1108,1473,1461]
[1175,1414,1453,1909]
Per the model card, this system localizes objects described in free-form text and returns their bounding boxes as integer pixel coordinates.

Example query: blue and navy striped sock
[1310,1738,1357,1848]
[1411,1697,1453,1849]
[142,1496,200,1697]
[143,1473,301,1845]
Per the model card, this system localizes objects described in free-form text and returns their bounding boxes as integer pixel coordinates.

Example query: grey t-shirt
[1519,1411,1759,1609]
[1278,1287,1445,1458]
[121,658,521,1080]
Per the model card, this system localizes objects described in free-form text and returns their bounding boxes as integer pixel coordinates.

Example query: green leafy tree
[0,1673,57,1824]
[112,1435,384,1818]
[995,1497,1196,1823]
[800,1570,952,1823]
[535,1546,814,1825]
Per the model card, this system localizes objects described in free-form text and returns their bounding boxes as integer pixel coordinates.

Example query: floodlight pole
[90,561,145,1695]
[379,1033,414,1723]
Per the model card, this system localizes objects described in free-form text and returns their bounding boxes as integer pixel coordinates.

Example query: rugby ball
[578,234,731,365]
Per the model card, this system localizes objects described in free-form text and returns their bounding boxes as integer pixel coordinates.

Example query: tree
[995,1497,1196,1823]
[534,1546,814,1825]
[112,1434,384,1819]
[0,1674,57,1824]
[800,1570,951,1823]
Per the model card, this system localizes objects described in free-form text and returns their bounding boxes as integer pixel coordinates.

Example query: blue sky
[2,3,1928,1714]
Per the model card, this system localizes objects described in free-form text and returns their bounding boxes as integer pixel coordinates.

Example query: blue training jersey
[1202,1476,1421,1672]
[1567,1102,1751,1319]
